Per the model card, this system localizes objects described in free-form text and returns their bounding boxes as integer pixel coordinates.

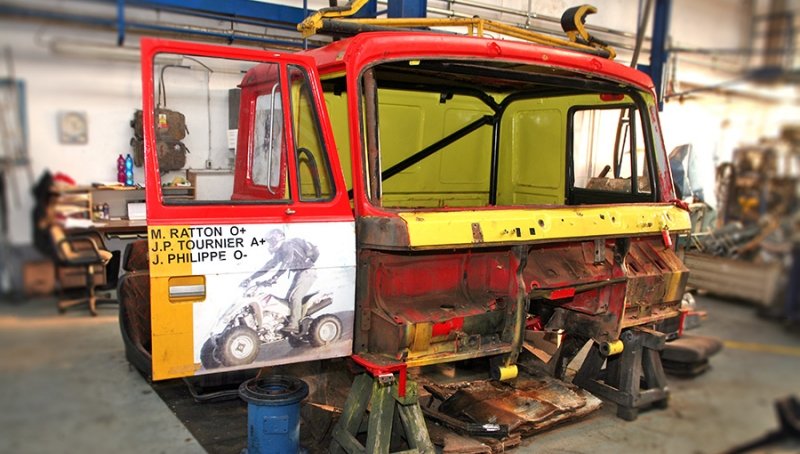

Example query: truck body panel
[139,32,689,380]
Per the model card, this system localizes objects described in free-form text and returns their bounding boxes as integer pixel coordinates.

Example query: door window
[288,65,335,201]
[252,85,289,200]
[572,106,651,194]
[149,55,293,203]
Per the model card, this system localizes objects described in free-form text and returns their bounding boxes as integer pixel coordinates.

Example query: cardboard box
[23,260,56,296]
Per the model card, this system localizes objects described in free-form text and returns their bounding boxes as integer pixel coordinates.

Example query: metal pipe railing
[378,0,638,51]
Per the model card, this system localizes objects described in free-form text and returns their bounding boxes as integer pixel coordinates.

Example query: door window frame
[566,97,659,204]
[140,38,352,224]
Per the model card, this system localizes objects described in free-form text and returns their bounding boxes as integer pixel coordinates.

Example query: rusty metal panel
[357,248,521,367]
[355,233,687,368]
[422,367,602,439]
[527,236,687,341]
[621,238,688,328]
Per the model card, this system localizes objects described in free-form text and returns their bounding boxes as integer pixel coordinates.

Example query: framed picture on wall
[58,110,88,145]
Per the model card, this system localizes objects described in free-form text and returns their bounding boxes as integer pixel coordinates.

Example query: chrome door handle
[168,277,206,300]
[285,208,296,215]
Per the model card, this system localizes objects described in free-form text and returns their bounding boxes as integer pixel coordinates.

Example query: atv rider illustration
[240,229,319,334]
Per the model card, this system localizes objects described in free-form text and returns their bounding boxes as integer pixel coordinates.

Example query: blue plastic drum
[239,375,309,454]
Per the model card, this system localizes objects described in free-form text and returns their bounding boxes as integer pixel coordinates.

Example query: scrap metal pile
[685,127,800,307]
[689,218,788,261]
[685,216,792,307]
[684,126,800,307]
[415,361,602,453]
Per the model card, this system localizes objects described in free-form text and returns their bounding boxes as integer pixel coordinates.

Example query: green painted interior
[497,100,566,206]
[321,85,638,208]
[323,90,353,190]
[377,89,493,208]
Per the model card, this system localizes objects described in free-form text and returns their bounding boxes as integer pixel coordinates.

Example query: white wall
[0,23,239,244]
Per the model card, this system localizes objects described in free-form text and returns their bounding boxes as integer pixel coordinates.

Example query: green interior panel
[323,79,641,209]
[322,91,353,191]
[377,89,493,208]
[496,101,565,206]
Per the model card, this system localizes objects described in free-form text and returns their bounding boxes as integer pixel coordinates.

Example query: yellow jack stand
[330,355,435,453]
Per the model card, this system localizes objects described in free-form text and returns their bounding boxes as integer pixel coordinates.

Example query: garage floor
[1,294,799,454]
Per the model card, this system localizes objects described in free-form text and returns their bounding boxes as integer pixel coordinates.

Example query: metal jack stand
[573,326,669,421]
[330,355,435,454]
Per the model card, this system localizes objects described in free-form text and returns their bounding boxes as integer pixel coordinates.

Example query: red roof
[303,31,655,92]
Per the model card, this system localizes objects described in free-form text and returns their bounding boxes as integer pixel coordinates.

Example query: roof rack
[297,2,616,59]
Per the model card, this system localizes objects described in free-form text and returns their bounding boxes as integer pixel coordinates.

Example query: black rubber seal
[238,375,309,406]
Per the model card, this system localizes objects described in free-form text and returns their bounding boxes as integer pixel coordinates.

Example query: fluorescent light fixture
[49,41,183,65]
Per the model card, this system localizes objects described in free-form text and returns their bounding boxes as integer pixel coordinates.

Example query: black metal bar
[363,69,382,201]
[630,107,638,194]
[368,76,500,112]
[381,115,493,181]
[321,18,434,35]
[488,117,500,206]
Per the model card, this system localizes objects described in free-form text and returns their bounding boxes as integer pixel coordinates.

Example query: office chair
[51,225,117,316]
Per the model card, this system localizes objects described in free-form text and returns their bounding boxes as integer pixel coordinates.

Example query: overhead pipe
[100,0,306,33]
[381,0,640,51]
[116,0,308,27]
[0,4,311,50]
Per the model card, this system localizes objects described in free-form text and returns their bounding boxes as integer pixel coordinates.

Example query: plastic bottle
[102,203,110,220]
[117,154,126,184]
[125,154,134,186]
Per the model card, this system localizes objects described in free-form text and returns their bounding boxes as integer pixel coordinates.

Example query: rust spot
[471,223,484,243]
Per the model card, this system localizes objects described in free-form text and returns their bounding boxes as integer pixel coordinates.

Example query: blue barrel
[239,375,309,454]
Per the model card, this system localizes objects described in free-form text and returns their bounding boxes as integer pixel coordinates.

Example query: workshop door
[140,38,355,380]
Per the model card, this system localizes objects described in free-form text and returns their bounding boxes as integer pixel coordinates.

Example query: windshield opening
[350,59,659,210]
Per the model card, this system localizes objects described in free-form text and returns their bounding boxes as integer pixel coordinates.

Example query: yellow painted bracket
[297,0,370,37]
[562,5,596,43]
[561,5,616,59]
[297,3,617,59]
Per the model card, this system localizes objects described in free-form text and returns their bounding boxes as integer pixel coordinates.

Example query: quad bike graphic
[200,281,343,369]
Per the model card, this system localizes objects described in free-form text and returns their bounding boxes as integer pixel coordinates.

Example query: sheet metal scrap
[422,367,601,441]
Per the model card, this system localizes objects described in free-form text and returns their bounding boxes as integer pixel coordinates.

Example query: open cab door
[140,38,355,380]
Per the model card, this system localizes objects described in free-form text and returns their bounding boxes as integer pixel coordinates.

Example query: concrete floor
[0,294,798,454]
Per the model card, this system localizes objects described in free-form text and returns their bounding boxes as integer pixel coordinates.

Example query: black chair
[51,225,117,316]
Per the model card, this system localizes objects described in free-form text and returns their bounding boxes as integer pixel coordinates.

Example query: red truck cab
[141,32,689,381]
